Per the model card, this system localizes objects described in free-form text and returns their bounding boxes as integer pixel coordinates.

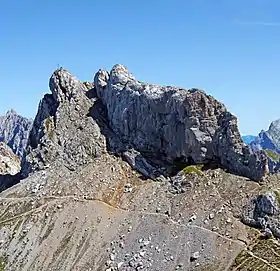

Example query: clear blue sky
[1,0,280,135]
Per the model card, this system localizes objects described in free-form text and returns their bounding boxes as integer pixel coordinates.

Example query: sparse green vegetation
[265,149,280,162]
[231,239,280,270]
[183,165,204,176]
[0,255,8,271]
[273,189,280,204]
[44,117,55,140]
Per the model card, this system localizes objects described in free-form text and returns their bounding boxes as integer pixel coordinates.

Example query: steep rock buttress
[22,68,106,176]
[94,64,268,181]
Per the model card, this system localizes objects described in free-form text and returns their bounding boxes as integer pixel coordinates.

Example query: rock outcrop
[242,191,280,238]
[22,65,268,181]
[22,68,106,176]
[0,142,21,193]
[0,142,20,175]
[94,64,267,181]
[251,130,279,153]
[1,65,280,271]
[0,109,32,159]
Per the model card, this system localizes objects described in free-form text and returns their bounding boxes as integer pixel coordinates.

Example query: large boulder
[94,64,268,181]
[242,191,280,238]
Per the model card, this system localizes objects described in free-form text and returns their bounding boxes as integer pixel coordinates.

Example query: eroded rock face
[94,64,268,181]
[257,192,279,215]
[242,191,280,238]
[0,142,21,193]
[267,119,280,149]
[0,142,20,175]
[0,109,32,159]
[22,68,106,177]
[22,64,268,181]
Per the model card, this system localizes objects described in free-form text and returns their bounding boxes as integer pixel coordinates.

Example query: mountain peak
[0,64,277,270]
[268,118,280,133]
[0,110,32,158]
[6,109,17,116]
[20,64,268,181]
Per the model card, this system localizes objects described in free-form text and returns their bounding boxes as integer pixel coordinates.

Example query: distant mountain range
[242,119,280,154]
[250,119,280,153]
[241,135,256,145]
[242,119,280,171]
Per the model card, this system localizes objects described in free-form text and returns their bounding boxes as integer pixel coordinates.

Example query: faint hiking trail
[0,194,244,246]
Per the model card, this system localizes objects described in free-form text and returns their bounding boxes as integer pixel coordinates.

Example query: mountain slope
[0,65,277,271]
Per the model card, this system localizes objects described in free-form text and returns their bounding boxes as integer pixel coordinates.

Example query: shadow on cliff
[87,92,166,180]
[87,92,222,180]
[0,173,21,193]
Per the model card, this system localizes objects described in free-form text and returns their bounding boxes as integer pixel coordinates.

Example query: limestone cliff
[22,65,268,181]
[94,64,267,181]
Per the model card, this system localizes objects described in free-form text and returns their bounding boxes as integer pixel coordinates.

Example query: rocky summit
[0,110,32,159]
[0,65,280,271]
[94,65,267,181]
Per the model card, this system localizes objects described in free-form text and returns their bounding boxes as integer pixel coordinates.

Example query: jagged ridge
[21,64,268,181]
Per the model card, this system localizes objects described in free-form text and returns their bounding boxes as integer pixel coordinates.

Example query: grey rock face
[257,192,279,215]
[0,109,32,159]
[267,119,280,149]
[94,64,268,181]
[242,191,280,238]
[122,149,160,179]
[0,142,21,193]
[22,68,106,177]
[0,142,20,175]
[22,64,267,181]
